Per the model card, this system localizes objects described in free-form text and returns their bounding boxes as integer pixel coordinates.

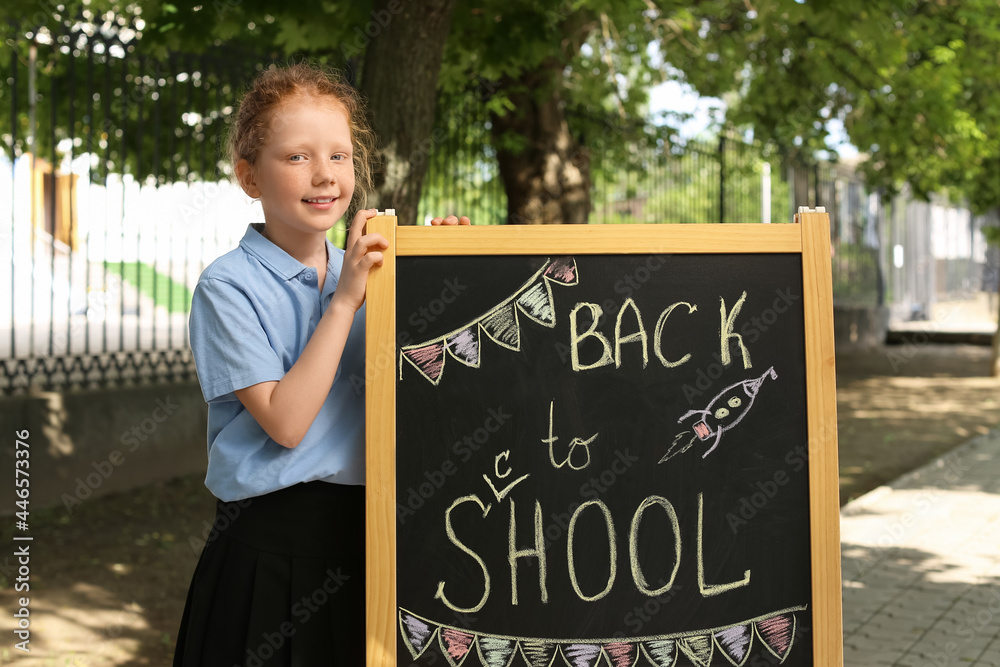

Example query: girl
[174,62,468,665]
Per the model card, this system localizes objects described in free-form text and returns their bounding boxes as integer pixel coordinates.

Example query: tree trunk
[489,62,591,225]
[360,0,457,225]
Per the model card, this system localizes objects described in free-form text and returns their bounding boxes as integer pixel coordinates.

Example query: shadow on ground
[836,344,1000,505]
[0,475,213,665]
[1,343,997,664]
[839,434,1000,665]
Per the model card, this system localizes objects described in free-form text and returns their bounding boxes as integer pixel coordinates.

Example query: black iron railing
[6,19,991,395]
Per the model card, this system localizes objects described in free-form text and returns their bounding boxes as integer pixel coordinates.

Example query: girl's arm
[234,209,386,448]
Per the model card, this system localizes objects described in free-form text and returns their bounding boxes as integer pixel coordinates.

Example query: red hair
[227,62,379,213]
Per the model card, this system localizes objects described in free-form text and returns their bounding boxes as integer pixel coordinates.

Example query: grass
[103,262,192,313]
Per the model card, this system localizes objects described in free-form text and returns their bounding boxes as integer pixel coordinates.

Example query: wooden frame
[366,215,842,666]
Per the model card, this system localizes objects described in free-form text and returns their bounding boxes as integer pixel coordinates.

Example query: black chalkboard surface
[395,254,810,667]
[366,219,843,667]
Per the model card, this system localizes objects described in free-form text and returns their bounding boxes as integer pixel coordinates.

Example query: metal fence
[418,118,792,227]
[590,133,788,226]
[2,19,265,393]
[3,22,996,395]
[884,190,998,323]
[801,161,883,308]
[790,164,999,319]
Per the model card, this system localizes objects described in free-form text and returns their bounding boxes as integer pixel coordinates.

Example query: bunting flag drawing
[754,612,796,662]
[603,641,639,667]
[400,257,579,385]
[676,635,713,667]
[398,605,807,666]
[440,627,477,667]
[400,610,439,660]
[562,643,603,667]
[477,635,519,667]
[640,639,677,667]
[520,639,559,667]
[713,624,753,667]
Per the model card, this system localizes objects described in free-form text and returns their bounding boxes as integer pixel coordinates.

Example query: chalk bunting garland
[399,606,805,667]
[400,258,579,385]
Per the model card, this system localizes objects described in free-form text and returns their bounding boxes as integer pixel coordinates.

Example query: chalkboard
[366,217,843,667]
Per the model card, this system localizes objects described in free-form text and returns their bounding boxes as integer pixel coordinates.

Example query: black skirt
[173,481,365,666]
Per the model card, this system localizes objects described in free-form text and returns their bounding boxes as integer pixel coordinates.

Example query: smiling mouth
[303,197,337,203]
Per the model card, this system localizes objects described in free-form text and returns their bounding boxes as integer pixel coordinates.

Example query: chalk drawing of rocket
[659,366,778,464]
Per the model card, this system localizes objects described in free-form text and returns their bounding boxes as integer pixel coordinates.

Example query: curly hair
[227,62,380,217]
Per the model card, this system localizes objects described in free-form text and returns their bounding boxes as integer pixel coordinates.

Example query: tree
[1,0,459,225]
[7,0,998,229]
[658,0,999,371]
[659,0,1000,213]
[435,0,1000,225]
[359,0,458,225]
[0,1,338,184]
[442,1,673,224]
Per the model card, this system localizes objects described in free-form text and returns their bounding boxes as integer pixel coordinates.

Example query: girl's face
[238,95,355,237]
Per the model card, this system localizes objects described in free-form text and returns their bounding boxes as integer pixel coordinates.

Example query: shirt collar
[240,223,337,283]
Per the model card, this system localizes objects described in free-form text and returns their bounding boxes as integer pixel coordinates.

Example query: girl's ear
[235,159,261,199]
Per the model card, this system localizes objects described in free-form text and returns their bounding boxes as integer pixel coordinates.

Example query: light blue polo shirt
[189,223,365,502]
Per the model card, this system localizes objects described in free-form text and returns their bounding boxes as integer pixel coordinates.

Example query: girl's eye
[289,155,304,162]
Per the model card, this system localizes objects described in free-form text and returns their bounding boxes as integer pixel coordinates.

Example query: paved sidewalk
[841,428,1000,666]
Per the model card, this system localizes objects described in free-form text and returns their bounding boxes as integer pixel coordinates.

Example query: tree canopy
[3,0,998,216]
[660,0,1000,214]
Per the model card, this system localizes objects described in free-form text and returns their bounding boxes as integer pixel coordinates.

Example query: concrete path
[841,428,1000,666]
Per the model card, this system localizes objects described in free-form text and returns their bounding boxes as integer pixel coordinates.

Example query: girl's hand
[331,208,388,313]
[430,215,471,225]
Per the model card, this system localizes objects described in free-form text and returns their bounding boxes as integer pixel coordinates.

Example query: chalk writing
[435,495,493,613]
[542,400,597,471]
[569,294,753,373]
[483,451,530,502]
[395,253,816,662]
[434,491,752,608]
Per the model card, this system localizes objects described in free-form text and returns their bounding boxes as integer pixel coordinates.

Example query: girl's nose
[313,161,336,184]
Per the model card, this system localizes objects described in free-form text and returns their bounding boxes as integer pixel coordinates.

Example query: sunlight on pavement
[840,431,1000,666]
[0,583,147,666]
